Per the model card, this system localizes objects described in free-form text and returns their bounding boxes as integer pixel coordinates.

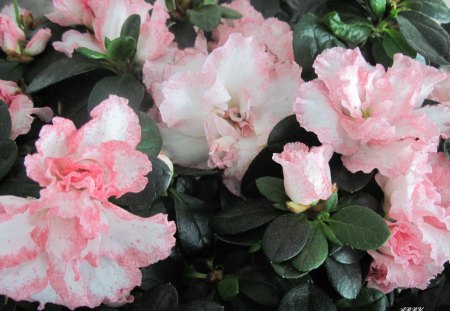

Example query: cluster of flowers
[0,0,449,309]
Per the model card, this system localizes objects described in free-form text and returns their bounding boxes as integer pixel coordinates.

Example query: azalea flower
[0,4,51,61]
[295,47,449,178]
[0,95,176,309]
[0,79,53,140]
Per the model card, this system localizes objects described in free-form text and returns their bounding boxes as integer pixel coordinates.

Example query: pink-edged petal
[0,13,25,54]
[46,0,94,27]
[101,203,176,267]
[53,30,102,58]
[75,95,141,151]
[295,80,358,155]
[8,94,34,139]
[417,104,450,139]
[24,28,52,56]
[427,152,450,207]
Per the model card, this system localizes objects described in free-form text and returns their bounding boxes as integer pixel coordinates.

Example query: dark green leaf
[0,59,22,81]
[328,205,390,250]
[88,74,145,112]
[177,301,224,311]
[292,222,328,271]
[173,191,212,254]
[323,11,372,45]
[76,47,107,60]
[267,115,320,152]
[330,155,373,193]
[0,157,41,197]
[0,101,11,139]
[325,257,362,299]
[175,165,219,177]
[165,0,175,12]
[133,283,178,311]
[250,0,279,18]
[27,54,106,93]
[187,5,222,32]
[211,199,282,235]
[140,258,179,290]
[382,29,416,58]
[401,0,450,23]
[444,139,450,160]
[278,282,337,311]
[319,222,342,245]
[272,262,308,279]
[170,21,197,49]
[136,112,163,157]
[293,14,345,80]
[0,139,17,180]
[120,14,141,41]
[216,227,265,246]
[237,266,280,307]
[262,214,311,262]
[335,288,388,311]
[396,11,450,65]
[324,192,338,213]
[370,0,386,19]
[256,177,288,203]
[330,245,365,264]
[338,192,379,212]
[106,36,137,63]
[217,275,239,301]
[112,156,172,206]
[219,6,242,19]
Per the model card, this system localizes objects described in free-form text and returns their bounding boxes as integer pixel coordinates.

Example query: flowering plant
[0,0,449,310]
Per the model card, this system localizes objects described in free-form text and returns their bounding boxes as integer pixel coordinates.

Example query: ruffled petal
[53,30,102,58]
[24,28,52,56]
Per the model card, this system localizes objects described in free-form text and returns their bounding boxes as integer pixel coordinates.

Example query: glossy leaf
[256,177,288,203]
[335,288,388,311]
[187,5,222,32]
[325,257,362,299]
[401,0,450,23]
[0,139,18,180]
[292,222,328,272]
[278,282,337,311]
[217,275,239,301]
[0,101,11,139]
[137,112,163,158]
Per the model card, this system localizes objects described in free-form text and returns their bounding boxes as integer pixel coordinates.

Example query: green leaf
[292,222,328,272]
[371,38,392,67]
[106,36,137,64]
[172,191,212,254]
[133,283,178,311]
[330,155,373,193]
[396,11,450,65]
[112,156,172,206]
[0,157,41,197]
[177,301,224,311]
[444,139,450,160]
[278,282,337,311]
[271,261,308,279]
[382,29,416,58]
[237,266,280,307]
[262,214,311,262]
[120,14,141,41]
[0,101,11,139]
[323,11,372,45]
[330,245,365,264]
[175,166,219,177]
[165,0,175,11]
[267,115,320,152]
[0,139,18,180]
[319,222,342,245]
[217,275,239,301]
[401,0,450,23]
[328,205,390,250]
[335,288,388,311]
[211,199,282,235]
[88,74,145,112]
[324,192,338,213]
[338,192,379,212]
[0,59,22,81]
[76,47,107,60]
[187,5,222,32]
[27,55,106,93]
[325,257,362,299]
[215,227,265,246]
[250,0,279,18]
[219,6,242,19]
[136,112,162,158]
[293,14,345,80]
[255,177,288,203]
[370,0,386,19]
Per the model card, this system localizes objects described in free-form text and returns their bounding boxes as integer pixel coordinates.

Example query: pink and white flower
[153,33,302,194]
[367,152,450,292]
[295,47,449,178]
[212,0,294,62]
[429,66,450,105]
[0,4,51,59]
[273,143,334,205]
[52,0,173,65]
[0,95,176,309]
[47,0,95,28]
[0,79,53,140]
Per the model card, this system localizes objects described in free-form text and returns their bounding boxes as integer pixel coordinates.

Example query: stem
[12,0,24,30]
[183,271,208,279]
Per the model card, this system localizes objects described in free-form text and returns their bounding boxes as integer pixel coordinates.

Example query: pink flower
[0,79,53,140]
[155,33,302,194]
[429,66,450,105]
[52,0,173,65]
[273,143,333,205]
[295,47,448,178]
[212,0,294,62]
[0,190,176,310]
[25,95,150,201]
[367,152,450,292]
[47,0,95,27]
[0,5,51,59]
